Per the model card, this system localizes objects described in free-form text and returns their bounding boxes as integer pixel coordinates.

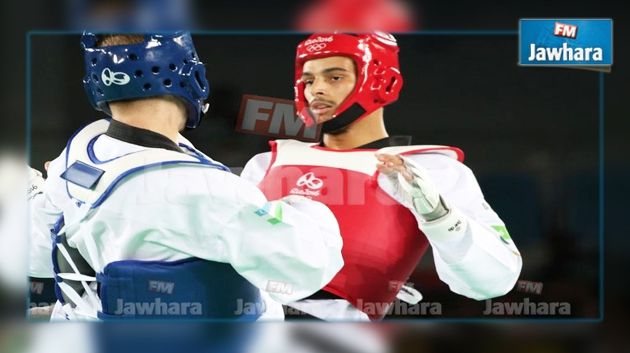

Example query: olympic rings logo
[306,43,327,52]
[101,68,131,86]
[296,172,324,190]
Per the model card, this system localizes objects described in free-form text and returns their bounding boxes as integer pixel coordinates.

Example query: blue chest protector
[97,258,261,321]
[52,120,263,321]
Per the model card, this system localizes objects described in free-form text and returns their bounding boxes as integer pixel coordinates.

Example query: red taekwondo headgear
[294,31,403,133]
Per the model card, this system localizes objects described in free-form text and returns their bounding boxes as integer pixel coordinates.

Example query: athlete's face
[301,56,357,124]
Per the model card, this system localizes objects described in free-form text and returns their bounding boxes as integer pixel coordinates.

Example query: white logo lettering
[148,280,175,294]
[296,172,323,190]
[527,43,603,62]
[290,172,324,198]
[304,36,334,46]
[553,22,578,39]
[114,298,203,316]
[266,280,293,295]
[101,67,131,86]
[483,298,571,315]
[373,31,398,47]
[306,43,327,52]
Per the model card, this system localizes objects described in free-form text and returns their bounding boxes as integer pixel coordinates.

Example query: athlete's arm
[152,166,343,304]
[29,158,64,279]
[377,153,522,300]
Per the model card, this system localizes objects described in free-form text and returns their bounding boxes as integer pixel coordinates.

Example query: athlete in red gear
[242,32,522,321]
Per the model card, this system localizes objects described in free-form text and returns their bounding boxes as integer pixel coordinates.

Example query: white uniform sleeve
[28,149,74,278]
[144,167,343,304]
[241,152,272,185]
[378,154,522,300]
[29,195,60,278]
[0,158,42,289]
[28,153,65,278]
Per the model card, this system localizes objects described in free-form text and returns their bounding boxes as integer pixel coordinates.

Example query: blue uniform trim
[86,134,138,164]
[90,159,228,209]
[63,120,230,208]
[50,216,66,305]
[178,143,231,172]
[63,121,98,201]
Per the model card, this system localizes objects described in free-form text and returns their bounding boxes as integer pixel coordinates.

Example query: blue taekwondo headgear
[81,32,209,129]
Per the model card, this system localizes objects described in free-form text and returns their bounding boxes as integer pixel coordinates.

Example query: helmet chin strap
[183,102,210,131]
[321,103,367,134]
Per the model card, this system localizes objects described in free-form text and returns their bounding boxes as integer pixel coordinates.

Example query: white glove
[28,167,45,201]
[376,153,448,222]
[398,156,449,221]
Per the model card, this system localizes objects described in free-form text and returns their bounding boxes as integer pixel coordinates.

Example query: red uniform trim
[261,140,279,181]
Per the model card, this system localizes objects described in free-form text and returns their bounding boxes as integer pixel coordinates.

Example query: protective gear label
[518,19,613,68]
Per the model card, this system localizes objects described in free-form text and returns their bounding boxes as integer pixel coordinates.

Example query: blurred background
[1,0,628,352]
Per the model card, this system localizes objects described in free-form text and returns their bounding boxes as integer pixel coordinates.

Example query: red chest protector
[257,139,464,320]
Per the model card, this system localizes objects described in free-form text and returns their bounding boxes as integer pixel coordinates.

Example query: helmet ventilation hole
[134,70,143,78]
[194,71,205,90]
[129,53,138,61]
[143,83,152,90]
[163,79,172,87]
[151,66,160,74]
[386,77,396,92]
[169,63,177,71]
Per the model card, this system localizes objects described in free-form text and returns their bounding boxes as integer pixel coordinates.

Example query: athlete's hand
[28,167,45,201]
[375,153,413,181]
[375,153,447,220]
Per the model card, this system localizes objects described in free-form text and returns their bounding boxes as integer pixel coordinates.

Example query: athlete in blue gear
[28,33,343,321]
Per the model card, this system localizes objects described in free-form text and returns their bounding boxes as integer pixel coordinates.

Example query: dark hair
[97,34,144,47]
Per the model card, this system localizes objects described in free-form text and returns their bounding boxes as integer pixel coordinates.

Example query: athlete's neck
[109,97,186,143]
[322,108,388,150]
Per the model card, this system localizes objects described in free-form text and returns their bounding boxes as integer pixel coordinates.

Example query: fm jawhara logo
[519,18,613,72]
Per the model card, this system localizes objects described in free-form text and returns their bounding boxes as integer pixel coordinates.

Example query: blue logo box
[519,19,613,67]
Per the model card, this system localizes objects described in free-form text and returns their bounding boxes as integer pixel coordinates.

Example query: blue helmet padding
[81,32,209,129]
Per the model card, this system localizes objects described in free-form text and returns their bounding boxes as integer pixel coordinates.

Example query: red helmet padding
[295,32,403,128]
